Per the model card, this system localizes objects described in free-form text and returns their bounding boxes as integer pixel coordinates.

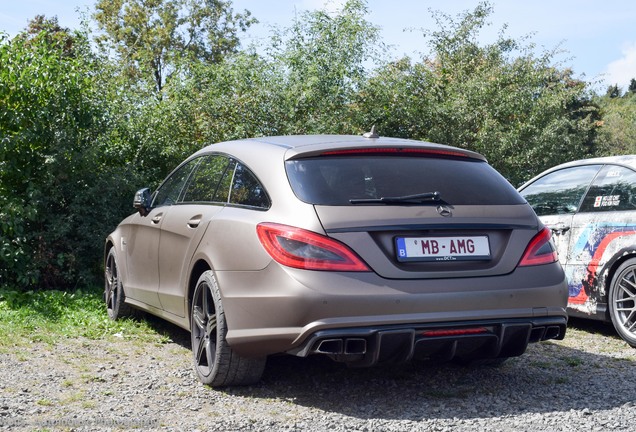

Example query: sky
[2,0,636,93]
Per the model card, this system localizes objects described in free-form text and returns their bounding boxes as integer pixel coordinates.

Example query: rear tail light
[256,223,370,271]
[518,227,558,267]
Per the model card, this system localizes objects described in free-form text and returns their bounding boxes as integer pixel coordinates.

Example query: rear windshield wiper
[350,191,441,205]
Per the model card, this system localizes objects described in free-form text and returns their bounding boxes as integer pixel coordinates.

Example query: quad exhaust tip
[315,338,367,355]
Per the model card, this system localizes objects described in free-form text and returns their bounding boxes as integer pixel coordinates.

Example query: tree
[0,0,610,291]
[0,24,92,286]
[595,91,636,155]
[14,15,78,56]
[162,0,383,148]
[0,20,141,289]
[354,2,600,186]
[607,84,621,98]
[266,0,383,134]
[169,52,287,144]
[93,0,257,95]
[628,78,636,95]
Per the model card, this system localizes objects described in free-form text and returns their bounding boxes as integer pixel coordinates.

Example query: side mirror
[133,188,152,217]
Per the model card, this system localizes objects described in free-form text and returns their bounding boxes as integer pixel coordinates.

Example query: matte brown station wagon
[104,131,568,386]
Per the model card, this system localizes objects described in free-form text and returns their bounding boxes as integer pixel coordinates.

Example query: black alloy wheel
[104,248,133,320]
[190,271,266,386]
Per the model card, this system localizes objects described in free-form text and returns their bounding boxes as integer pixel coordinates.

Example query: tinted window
[152,158,200,207]
[286,156,525,205]
[181,155,231,203]
[519,165,601,216]
[229,163,271,208]
[154,154,270,209]
[580,165,636,212]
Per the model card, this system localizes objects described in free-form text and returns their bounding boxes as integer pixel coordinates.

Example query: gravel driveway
[1,317,635,431]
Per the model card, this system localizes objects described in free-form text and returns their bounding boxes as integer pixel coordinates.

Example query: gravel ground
[1,317,635,432]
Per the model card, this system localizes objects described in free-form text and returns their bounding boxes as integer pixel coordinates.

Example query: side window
[150,154,269,208]
[229,163,271,209]
[212,159,236,203]
[152,158,200,207]
[580,165,636,212]
[519,165,601,216]
[181,155,231,203]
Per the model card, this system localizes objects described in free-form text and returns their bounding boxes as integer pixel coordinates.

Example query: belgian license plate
[396,236,490,262]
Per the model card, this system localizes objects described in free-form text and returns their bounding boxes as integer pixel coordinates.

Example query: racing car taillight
[256,223,370,271]
[518,227,558,267]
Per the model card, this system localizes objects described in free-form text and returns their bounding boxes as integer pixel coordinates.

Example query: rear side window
[579,165,636,212]
[181,155,231,203]
[519,165,601,216]
[285,156,525,205]
[229,163,271,208]
[155,154,270,209]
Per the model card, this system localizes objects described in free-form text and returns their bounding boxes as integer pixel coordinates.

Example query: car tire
[104,248,134,320]
[609,259,636,348]
[190,271,266,387]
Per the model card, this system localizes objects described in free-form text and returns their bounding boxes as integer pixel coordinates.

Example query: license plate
[396,236,490,262]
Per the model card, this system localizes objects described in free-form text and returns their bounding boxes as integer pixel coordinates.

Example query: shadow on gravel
[142,313,636,421]
[221,318,636,422]
[141,312,192,347]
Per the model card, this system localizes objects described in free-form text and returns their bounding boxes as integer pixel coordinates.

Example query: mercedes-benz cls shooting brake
[104,132,568,386]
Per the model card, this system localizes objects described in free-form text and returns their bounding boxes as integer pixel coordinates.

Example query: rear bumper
[287,317,567,366]
[218,262,568,357]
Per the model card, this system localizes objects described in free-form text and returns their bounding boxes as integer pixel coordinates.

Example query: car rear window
[285,156,525,205]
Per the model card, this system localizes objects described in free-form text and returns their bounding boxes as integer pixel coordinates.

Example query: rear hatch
[285,145,539,279]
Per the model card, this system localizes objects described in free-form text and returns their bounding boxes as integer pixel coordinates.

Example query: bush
[0,29,139,289]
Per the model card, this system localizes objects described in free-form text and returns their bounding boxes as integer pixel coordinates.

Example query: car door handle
[550,223,570,235]
[151,214,163,224]
[187,215,202,228]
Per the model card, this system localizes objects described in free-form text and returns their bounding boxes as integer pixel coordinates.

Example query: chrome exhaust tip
[315,339,344,355]
[344,338,367,355]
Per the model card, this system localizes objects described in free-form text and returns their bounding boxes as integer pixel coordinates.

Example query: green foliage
[1,29,91,286]
[607,84,622,98]
[595,91,636,155]
[355,2,600,185]
[0,24,138,289]
[173,52,287,143]
[0,0,620,293]
[163,0,382,145]
[93,0,257,95]
[162,0,384,155]
[268,0,383,134]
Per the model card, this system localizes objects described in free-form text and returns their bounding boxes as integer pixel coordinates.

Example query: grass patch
[61,391,86,405]
[529,360,552,369]
[82,400,97,409]
[0,287,165,348]
[561,356,584,367]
